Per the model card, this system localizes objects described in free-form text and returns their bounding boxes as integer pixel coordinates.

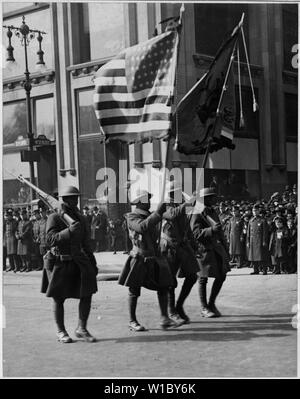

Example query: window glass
[282,4,298,71]
[194,3,249,60]
[2,8,53,78]
[78,89,100,135]
[3,101,27,144]
[88,3,125,59]
[35,97,55,141]
[74,3,125,63]
[285,93,298,137]
[78,140,105,205]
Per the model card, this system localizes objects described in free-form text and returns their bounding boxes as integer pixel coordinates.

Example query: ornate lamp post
[3,16,47,200]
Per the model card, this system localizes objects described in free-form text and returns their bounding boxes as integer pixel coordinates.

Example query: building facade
[2,2,298,216]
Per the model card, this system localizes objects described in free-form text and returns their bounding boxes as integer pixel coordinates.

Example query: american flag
[93,30,179,143]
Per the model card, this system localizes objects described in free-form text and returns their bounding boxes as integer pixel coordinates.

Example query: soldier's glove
[212,223,222,233]
[69,221,81,234]
[156,202,167,215]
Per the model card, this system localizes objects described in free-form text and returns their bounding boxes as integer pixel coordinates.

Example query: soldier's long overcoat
[160,203,199,284]
[41,207,98,299]
[16,220,33,256]
[228,216,244,256]
[246,216,268,261]
[4,219,18,255]
[190,205,230,279]
[118,208,173,291]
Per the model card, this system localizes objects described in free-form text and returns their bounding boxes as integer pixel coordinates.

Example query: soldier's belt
[130,246,154,258]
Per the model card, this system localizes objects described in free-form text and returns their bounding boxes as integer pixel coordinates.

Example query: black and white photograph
[0,0,298,381]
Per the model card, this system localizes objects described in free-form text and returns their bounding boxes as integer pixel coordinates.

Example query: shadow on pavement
[115,332,289,343]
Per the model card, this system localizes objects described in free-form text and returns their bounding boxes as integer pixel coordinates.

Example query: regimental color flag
[93,29,180,143]
[173,21,241,155]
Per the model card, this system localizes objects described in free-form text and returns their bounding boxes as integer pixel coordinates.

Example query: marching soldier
[41,186,98,343]
[118,189,176,331]
[246,204,268,275]
[16,210,33,272]
[160,182,199,324]
[190,188,231,318]
[3,209,18,272]
[228,205,244,268]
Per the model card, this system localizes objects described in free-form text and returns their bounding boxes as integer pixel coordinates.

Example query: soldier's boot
[128,294,146,332]
[168,289,185,326]
[175,274,198,324]
[25,257,31,272]
[207,278,225,317]
[53,298,72,343]
[199,277,215,318]
[274,263,281,274]
[75,296,96,342]
[250,262,259,275]
[158,290,179,329]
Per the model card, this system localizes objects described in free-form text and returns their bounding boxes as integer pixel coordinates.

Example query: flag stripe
[95,103,172,118]
[94,86,173,101]
[99,112,171,126]
[94,29,178,142]
[103,120,172,134]
[94,95,171,111]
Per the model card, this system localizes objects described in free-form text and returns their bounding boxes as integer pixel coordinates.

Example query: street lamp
[3,15,47,200]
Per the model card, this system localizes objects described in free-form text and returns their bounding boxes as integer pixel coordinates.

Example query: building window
[194,3,249,60]
[3,96,55,145]
[77,88,100,136]
[3,101,27,145]
[2,6,53,79]
[34,96,55,141]
[282,4,298,72]
[71,2,126,64]
[235,86,259,138]
[285,93,298,138]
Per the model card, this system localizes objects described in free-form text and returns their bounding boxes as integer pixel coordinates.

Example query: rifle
[4,169,75,226]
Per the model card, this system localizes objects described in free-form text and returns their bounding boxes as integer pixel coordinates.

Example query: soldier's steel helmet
[59,186,80,197]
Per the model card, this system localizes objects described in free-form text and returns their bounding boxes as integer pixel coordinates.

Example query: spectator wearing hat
[91,207,108,252]
[228,206,244,268]
[122,214,132,254]
[32,209,43,271]
[41,185,98,343]
[82,206,92,236]
[286,219,297,274]
[3,213,7,271]
[3,209,18,272]
[38,207,48,261]
[15,210,33,272]
[241,213,251,267]
[289,184,297,204]
[118,189,176,331]
[160,181,199,325]
[190,188,231,318]
[218,202,231,244]
[269,217,289,274]
[247,205,268,275]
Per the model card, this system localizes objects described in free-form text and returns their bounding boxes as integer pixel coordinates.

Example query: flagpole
[157,4,185,246]
[194,25,242,196]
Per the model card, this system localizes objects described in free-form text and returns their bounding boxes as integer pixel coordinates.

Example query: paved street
[2,255,298,378]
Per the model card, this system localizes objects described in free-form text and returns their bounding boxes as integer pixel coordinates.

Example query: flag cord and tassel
[241,26,258,112]
[193,32,239,202]
[237,44,245,129]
